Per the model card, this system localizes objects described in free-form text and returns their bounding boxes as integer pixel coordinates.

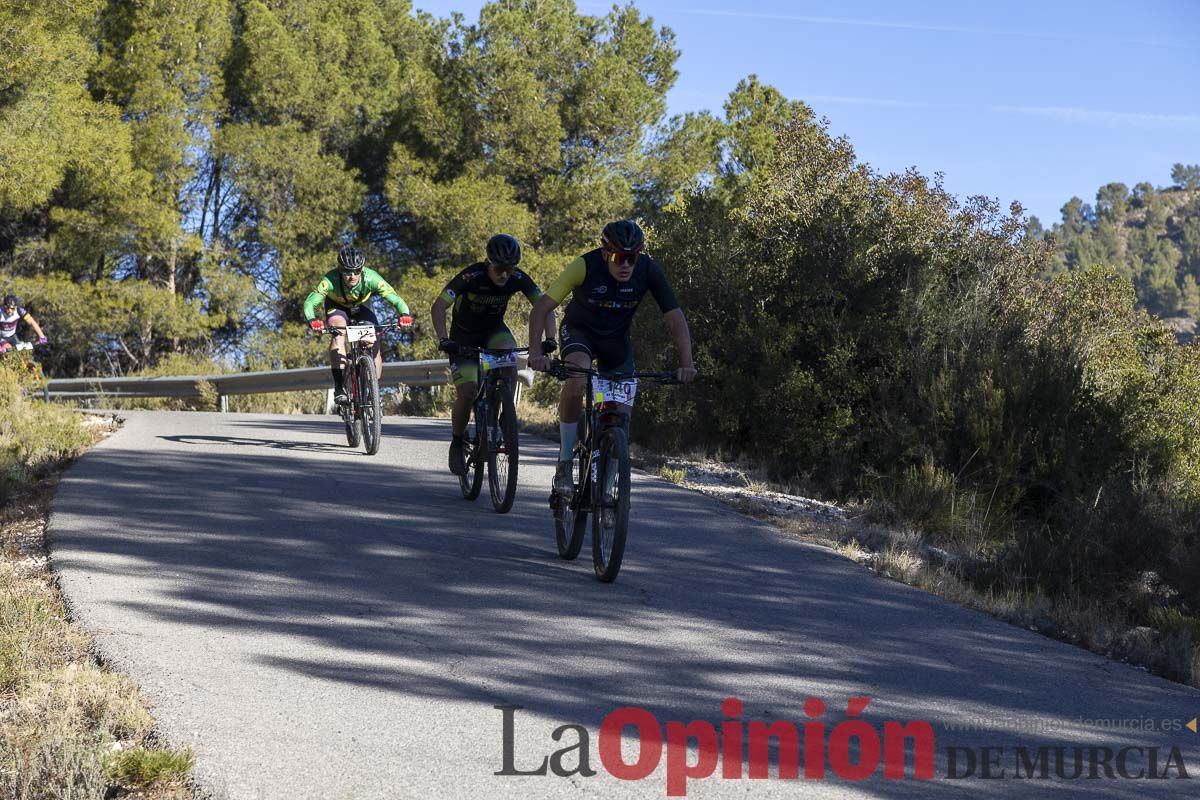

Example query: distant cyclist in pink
[1,294,47,352]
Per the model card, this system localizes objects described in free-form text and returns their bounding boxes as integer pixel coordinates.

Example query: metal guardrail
[45,358,535,411]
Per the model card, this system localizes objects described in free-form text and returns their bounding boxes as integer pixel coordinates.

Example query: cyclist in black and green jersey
[528,220,696,494]
[431,234,557,475]
[304,245,413,405]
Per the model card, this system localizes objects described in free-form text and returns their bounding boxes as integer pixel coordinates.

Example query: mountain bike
[1,341,46,384]
[324,322,406,455]
[454,346,529,513]
[546,361,678,582]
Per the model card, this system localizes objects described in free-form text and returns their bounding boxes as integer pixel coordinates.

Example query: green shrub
[105,747,194,788]
[639,115,1200,611]
[0,358,92,503]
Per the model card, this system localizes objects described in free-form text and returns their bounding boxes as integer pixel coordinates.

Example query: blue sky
[415,0,1200,226]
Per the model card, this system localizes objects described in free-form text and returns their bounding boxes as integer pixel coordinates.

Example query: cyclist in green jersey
[528,220,697,494]
[431,234,557,475]
[303,245,413,405]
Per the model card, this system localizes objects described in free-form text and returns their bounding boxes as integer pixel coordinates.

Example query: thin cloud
[804,95,941,111]
[590,4,1191,49]
[988,105,1200,128]
[802,95,1200,129]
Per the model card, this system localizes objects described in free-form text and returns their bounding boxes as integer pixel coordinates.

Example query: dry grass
[515,398,558,439]
[226,390,327,414]
[0,415,200,799]
[692,474,1200,688]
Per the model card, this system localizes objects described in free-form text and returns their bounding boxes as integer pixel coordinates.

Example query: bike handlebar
[316,321,410,337]
[0,341,42,355]
[453,345,531,357]
[545,360,680,384]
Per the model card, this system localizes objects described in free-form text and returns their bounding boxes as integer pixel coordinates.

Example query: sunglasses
[604,248,639,267]
[489,262,516,276]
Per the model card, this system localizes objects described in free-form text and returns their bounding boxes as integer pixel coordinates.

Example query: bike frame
[551,363,674,511]
[465,346,525,414]
[321,321,409,455]
[457,346,528,462]
[326,322,402,418]
[449,345,529,511]
[547,360,678,580]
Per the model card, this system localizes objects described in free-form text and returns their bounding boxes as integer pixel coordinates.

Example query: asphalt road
[49,411,1200,798]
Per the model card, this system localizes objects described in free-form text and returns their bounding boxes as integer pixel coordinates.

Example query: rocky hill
[1035,165,1200,322]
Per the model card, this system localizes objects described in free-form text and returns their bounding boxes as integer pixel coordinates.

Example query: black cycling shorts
[325,302,378,326]
[559,321,634,374]
[449,324,517,386]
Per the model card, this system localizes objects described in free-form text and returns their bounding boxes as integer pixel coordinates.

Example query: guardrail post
[219,394,228,413]
[325,388,335,415]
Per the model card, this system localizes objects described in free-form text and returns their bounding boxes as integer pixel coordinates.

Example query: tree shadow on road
[158,434,353,454]
[49,414,1200,798]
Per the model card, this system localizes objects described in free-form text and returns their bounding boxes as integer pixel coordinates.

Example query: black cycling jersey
[545,250,679,339]
[440,263,543,334]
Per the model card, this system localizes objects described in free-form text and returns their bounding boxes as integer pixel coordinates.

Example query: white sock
[559,421,578,461]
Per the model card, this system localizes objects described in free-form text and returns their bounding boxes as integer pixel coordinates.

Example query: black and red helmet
[600,220,645,256]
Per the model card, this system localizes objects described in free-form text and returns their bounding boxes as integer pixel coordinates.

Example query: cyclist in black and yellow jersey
[303,245,412,405]
[432,234,557,476]
[528,220,697,494]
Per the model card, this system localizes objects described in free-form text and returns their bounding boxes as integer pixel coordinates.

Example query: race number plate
[345,324,376,343]
[595,377,637,406]
[481,351,518,371]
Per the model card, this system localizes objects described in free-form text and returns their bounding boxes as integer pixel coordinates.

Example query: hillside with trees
[1033,164,1200,320]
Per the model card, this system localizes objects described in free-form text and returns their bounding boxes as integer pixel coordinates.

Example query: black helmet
[601,220,645,255]
[3,294,18,308]
[337,245,365,272]
[486,234,522,267]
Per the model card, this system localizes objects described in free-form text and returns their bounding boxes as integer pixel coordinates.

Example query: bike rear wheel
[553,445,589,560]
[357,355,383,455]
[487,382,520,513]
[459,402,485,500]
[592,426,631,582]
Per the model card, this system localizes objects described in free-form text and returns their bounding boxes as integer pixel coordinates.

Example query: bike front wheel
[459,402,485,500]
[553,445,589,560]
[486,382,520,513]
[592,426,631,582]
[357,355,382,455]
[342,372,360,448]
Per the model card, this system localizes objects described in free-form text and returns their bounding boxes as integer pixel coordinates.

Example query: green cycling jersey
[303,268,411,320]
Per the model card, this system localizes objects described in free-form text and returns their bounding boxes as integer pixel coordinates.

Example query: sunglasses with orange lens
[605,248,639,267]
